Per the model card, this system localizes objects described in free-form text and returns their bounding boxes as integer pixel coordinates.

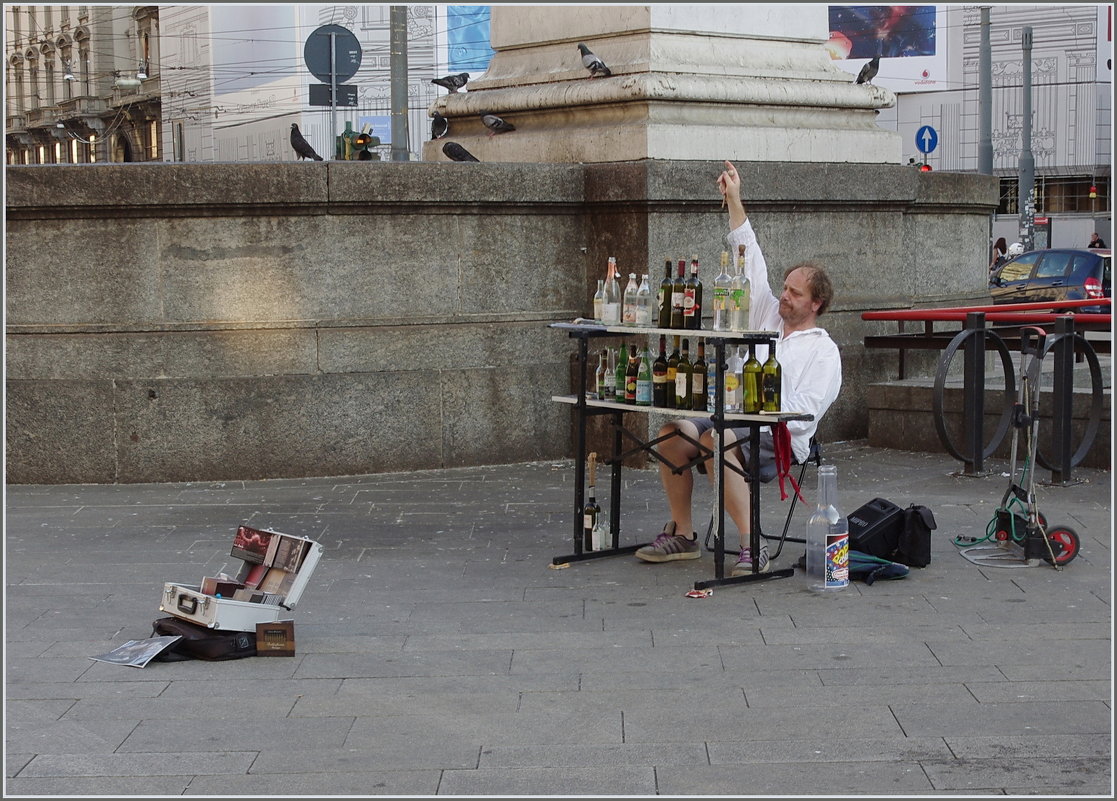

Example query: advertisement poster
[827,5,947,92]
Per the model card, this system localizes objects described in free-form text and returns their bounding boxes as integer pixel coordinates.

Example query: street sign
[309,83,358,107]
[916,125,938,155]
[304,24,362,84]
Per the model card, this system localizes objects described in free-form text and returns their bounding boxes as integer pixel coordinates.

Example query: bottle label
[671,291,684,309]
[762,374,779,408]
[625,377,637,401]
[675,372,688,397]
[636,379,652,405]
[712,287,728,311]
[603,303,620,324]
[691,373,704,394]
[683,290,696,315]
[583,512,596,531]
[825,531,849,587]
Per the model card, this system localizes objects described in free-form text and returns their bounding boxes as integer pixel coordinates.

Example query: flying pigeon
[577,43,611,78]
[290,123,323,161]
[432,72,470,93]
[855,55,880,85]
[481,112,515,136]
[442,141,479,162]
[431,112,448,140]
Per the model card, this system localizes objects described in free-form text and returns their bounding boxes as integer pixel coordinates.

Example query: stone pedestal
[424,4,899,164]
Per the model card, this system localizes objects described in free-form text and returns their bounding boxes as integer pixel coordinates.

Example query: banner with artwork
[826,5,948,92]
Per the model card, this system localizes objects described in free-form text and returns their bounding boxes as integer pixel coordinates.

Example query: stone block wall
[6,161,998,483]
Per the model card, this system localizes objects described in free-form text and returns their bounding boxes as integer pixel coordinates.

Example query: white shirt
[727,219,843,464]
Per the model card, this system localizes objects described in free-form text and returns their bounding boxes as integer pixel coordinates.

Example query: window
[1035,252,1070,279]
[999,176,1110,216]
[998,252,1039,283]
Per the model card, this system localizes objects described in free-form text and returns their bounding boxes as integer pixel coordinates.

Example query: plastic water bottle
[806,464,849,592]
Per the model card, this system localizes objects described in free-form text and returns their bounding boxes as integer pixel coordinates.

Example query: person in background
[635,160,843,576]
[990,237,1008,274]
[1087,232,1107,249]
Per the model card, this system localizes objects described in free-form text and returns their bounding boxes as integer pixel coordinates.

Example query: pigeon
[481,112,515,136]
[290,123,323,161]
[855,55,880,85]
[431,111,448,140]
[431,72,469,93]
[577,43,611,78]
[442,141,479,162]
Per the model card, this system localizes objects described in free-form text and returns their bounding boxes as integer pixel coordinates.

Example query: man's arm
[717,160,747,231]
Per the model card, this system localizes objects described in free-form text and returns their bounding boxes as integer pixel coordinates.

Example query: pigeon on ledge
[577,43,612,78]
[855,55,880,85]
[442,142,480,162]
[290,124,323,161]
[481,113,515,136]
[431,112,448,140]
[432,72,470,93]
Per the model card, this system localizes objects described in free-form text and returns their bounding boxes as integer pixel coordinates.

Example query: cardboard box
[256,620,296,656]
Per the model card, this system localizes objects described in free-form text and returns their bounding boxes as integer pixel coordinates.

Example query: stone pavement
[4,441,1112,797]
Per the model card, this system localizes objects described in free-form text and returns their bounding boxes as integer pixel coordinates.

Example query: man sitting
[636,160,843,576]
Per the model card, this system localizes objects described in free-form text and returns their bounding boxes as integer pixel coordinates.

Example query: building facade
[5,4,161,163]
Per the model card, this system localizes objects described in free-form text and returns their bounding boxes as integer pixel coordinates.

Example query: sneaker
[731,546,770,576]
[635,522,701,563]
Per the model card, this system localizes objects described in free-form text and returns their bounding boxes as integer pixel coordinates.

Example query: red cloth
[773,422,806,504]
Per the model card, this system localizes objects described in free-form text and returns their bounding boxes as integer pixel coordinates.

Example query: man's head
[779,261,833,330]
[1090,232,1101,242]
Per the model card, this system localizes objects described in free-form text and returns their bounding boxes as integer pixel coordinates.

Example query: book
[230,525,274,564]
[240,561,269,589]
[89,636,182,668]
[256,566,290,595]
[255,620,295,656]
[265,534,311,572]
[231,587,284,605]
[200,576,245,598]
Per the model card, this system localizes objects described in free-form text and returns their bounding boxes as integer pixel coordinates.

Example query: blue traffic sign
[916,125,938,155]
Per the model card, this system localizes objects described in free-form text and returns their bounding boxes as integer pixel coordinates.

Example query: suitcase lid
[231,527,322,609]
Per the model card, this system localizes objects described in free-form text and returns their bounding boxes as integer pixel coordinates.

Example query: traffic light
[351,131,381,161]
[1089,184,1097,199]
[919,162,933,172]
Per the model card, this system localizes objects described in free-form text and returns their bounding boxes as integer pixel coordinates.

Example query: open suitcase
[159,525,322,632]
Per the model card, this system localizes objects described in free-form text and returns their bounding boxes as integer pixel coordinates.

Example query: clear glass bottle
[806,464,850,592]
[724,345,744,412]
[592,279,605,323]
[594,349,607,399]
[635,273,653,327]
[603,257,621,325]
[712,251,732,331]
[622,272,639,324]
[583,453,600,552]
[706,344,719,413]
[729,245,751,332]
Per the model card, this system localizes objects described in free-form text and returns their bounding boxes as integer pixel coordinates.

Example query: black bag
[151,616,257,661]
[847,498,937,568]
[896,505,937,568]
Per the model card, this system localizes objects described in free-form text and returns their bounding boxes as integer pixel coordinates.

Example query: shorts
[688,418,777,483]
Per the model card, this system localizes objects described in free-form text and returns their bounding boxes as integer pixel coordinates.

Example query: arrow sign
[916,125,938,155]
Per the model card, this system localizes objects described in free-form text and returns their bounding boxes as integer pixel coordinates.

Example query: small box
[256,620,296,656]
[160,527,321,632]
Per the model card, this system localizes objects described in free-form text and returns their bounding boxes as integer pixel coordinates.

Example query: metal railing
[862,299,1109,484]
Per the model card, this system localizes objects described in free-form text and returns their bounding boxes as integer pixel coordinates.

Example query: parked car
[989,247,1111,312]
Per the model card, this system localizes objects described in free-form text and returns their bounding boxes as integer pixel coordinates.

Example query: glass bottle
[592,279,605,323]
[674,338,692,410]
[622,272,639,324]
[603,348,616,401]
[762,341,782,412]
[635,274,653,327]
[583,453,600,552]
[724,345,744,413]
[690,339,706,412]
[594,349,607,400]
[670,259,687,329]
[615,342,628,400]
[603,257,621,325]
[712,250,731,331]
[806,464,849,592]
[706,343,720,413]
[666,336,680,409]
[657,259,673,328]
[652,334,670,408]
[636,346,653,406]
[684,255,702,330]
[624,345,639,404]
[729,244,751,332]
[743,343,763,414]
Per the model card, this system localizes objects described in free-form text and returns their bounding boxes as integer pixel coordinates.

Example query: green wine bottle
[615,342,628,401]
[761,341,781,412]
[670,259,687,329]
[657,259,673,328]
[666,336,680,410]
[652,335,670,408]
[675,338,692,410]
[691,339,707,411]
[743,344,763,413]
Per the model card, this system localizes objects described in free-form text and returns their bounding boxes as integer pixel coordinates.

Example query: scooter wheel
[1043,526,1080,566]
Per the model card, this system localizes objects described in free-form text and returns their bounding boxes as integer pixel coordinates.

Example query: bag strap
[773,422,806,504]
